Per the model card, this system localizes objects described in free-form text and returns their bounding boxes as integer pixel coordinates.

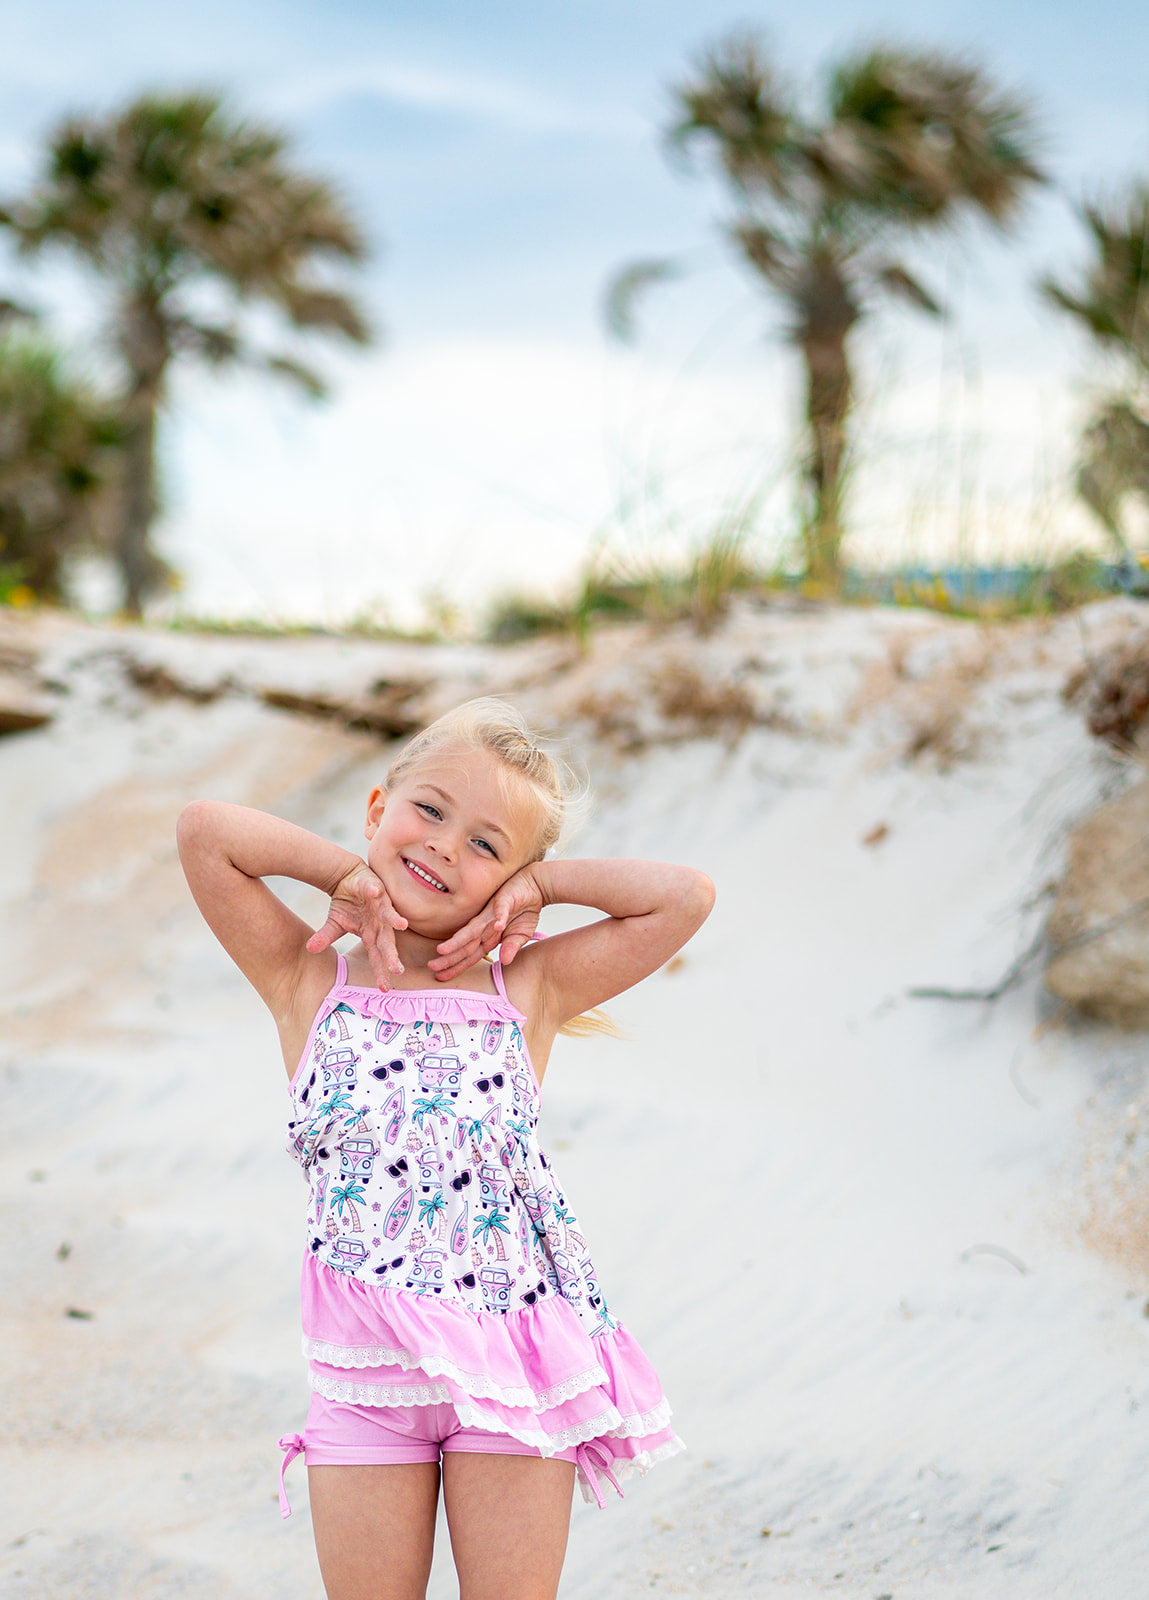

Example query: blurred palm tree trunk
[118,296,167,614]
[797,254,859,582]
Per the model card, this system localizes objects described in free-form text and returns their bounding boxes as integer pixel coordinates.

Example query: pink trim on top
[491,960,543,1097]
[288,956,528,1092]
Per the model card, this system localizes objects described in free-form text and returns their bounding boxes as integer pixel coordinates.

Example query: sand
[2,599,1148,1598]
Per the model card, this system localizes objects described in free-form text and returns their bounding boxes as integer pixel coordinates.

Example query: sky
[2,0,1147,624]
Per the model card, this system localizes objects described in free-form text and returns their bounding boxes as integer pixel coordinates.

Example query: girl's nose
[426,830,459,865]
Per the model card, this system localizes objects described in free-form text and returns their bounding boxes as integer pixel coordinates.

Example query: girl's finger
[364,938,399,989]
[306,918,341,953]
[500,932,530,963]
[375,927,405,977]
[436,919,483,957]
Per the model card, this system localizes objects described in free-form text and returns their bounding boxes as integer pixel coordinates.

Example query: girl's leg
[441,1452,576,1600]
[307,1462,441,1600]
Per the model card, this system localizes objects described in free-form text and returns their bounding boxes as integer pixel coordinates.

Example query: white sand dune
[2,601,1148,1598]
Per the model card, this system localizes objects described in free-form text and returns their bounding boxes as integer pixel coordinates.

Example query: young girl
[177,698,714,1600]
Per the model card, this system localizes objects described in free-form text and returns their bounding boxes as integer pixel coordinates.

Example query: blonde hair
[386,697,570,861]
[387,698,619,1039]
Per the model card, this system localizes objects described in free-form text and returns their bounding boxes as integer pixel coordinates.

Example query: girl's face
[364,745,538,939]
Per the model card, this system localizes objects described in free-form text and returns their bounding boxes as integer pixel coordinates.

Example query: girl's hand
[306,863,408,989]
[429,867,545,982]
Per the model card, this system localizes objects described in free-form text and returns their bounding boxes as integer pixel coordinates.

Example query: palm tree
[418,1191,448,1236]
[413,1093,456,1129]
[1042,187,1149,547]
[504,1115,531,1155]
[610,35,1043,585]
[330,1179,366,1232]
[472,1209,510,1260]
[320,1087,355,1116]
[1,90,372,614]
[0,333,121,600]
[551,1202,586,1254]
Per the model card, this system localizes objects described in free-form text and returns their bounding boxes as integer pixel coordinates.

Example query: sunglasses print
[385,1157,409,1179]
[371,1059,407,1083]
[450,1171,472,1191]
[475,1074,504,1093]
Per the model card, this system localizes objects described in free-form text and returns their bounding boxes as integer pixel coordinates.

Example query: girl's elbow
[683,869,716,922]
[176,800,224,857]
[177,799,206,832]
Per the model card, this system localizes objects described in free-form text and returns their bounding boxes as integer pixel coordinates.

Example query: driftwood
[259,680,426,738]
[0,670,54,734]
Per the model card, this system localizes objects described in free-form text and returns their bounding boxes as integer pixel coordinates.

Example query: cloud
[261,60,645,141]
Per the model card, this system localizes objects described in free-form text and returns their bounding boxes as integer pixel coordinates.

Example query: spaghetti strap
[335,952,348,988]
[491,932,545,999]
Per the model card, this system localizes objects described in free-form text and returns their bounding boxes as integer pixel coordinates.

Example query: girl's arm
[176,802,407,1026]
[432,857,715,1030]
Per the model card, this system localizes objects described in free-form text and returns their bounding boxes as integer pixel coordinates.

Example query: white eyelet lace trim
[607,1398,674,1439]
[306,1376,674,1461]
[310,1372,455,1406]
[304,1334,608,1412]
[541,1398,674,1449]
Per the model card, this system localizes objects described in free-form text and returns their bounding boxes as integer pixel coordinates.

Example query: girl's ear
[365,785,387,840]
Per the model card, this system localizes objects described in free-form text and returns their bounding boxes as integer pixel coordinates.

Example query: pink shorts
[277,1393,581,1516]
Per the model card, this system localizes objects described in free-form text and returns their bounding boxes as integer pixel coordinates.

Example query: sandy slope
[1,601,1148,1599]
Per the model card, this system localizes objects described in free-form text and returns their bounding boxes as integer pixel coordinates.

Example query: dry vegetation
[851,623,995,766]
[572,656,796,752]
[1064,626,1149,750]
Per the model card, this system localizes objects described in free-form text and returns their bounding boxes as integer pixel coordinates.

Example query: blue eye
[416,802,442,820]
[474,838,497,857]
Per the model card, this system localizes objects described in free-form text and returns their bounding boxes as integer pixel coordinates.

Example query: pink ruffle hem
[302,1255,683,1503]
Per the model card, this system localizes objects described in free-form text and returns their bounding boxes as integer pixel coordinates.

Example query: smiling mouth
[403,858,449,893]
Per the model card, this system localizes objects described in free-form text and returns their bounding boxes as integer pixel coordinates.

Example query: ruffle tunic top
[282,953,682,1505]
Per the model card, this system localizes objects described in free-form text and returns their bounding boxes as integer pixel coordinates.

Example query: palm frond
[826,48,1045,225]
[1043,188,1149,374]
[730,223,791,289]
[602,258,680,341]
[873,262,944,315]
[171,317,242,365]
[1075,398,1149,548]
[263,353,327,399]
[669,31,799,197]
[276,284,372,343]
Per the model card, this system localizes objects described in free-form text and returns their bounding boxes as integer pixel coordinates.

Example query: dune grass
[484,546,1149,646]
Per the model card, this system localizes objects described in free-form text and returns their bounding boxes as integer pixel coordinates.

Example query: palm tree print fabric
[287,958,613,1335]
[284,957,683,1495]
